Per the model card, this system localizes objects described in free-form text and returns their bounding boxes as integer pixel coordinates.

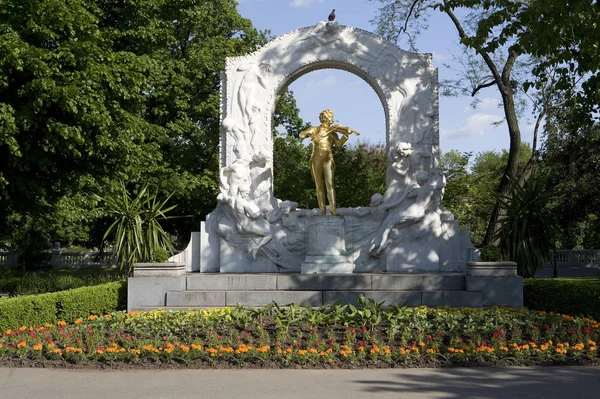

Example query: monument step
[165,289,482,308]
[185,273,466,291]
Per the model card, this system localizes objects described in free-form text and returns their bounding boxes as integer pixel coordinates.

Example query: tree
[542,117,600,249]
[440,145,531,246]
[370,0,599,245]
[0,0,304,251]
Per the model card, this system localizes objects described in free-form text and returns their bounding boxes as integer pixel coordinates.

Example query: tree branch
[471,79,496,96]
[442,0,504,92]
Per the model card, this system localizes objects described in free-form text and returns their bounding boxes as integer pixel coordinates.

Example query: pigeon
[328,9,336,21]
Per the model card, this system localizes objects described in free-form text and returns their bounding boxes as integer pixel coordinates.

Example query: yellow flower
[47,343,55,349]
[19,326,27,332]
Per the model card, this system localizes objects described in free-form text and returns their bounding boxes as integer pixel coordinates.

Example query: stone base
[301,216,354,274]
[132,262,186,277]
[386,240,440,272]
[301,255,354,274]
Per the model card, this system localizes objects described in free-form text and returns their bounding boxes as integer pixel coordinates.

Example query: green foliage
[480,245,501,262]
[0,269,127,296]
[493,172,558,277]
[334,142,387,208]
[273,135,316,209]
[0,0,301,252]
[440,145,531,246]
[98,183,175,272]
[2,304,600,366]
[524,278,600,321]
[274,139,387,209]
[543,122,600,249]
[0,281,127,331]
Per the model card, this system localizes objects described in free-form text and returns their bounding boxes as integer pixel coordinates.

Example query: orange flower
[33,344,43,351]
[130,349,141,355]
[88,315,99,321]
[17,341,26,348]
[74,319,83,325]
[52,349,62,356]
[96,349,104,355]
[4,329,11,335]
[57,321,67,327]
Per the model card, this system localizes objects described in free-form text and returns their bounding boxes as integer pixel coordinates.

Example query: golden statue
[299,109,359,215]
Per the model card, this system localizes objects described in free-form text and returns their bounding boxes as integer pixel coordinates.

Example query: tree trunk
[483,91,522,245]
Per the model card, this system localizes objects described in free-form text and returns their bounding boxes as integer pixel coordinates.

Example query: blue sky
[237,0,536,156]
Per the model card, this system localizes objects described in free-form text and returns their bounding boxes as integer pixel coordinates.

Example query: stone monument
[128,19,523,312]
[196,19,472,274]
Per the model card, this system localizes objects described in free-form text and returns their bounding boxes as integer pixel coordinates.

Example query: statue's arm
[331,125,359,147]
[299,126,316,139]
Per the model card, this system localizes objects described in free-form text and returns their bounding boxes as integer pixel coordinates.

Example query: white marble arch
[219,21,439,200]
[204,21,473,274]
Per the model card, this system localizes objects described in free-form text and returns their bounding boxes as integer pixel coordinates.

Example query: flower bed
[1,301,599,369]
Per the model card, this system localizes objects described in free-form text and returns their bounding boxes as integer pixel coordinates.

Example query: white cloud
[290,0,324,8]
[432,52,449,63]
[441,113,504,139]
[306,75,337,89]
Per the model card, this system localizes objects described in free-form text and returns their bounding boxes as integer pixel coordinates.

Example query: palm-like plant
[98,183,176,273]
[493,172,557,278]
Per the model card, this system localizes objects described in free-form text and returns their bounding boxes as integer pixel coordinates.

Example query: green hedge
[524,278,600,320]
[0,281,127,331]
[0,269,127,296]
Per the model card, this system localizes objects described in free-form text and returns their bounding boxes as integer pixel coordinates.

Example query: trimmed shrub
[480,245,501,262]
[524,278,600,320]
[0,270,127,296]
[0,281,127,331]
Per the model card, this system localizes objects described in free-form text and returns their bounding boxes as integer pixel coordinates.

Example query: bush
[524,278,600,320]
[0,269,127,296]
[0,281,127,331]
[480,245,501,262]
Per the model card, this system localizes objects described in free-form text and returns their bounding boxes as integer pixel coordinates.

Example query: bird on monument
[328,9,336,21]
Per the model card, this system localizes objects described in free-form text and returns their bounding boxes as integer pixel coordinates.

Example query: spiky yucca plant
[493,172,557,278]
[98,183,176,273]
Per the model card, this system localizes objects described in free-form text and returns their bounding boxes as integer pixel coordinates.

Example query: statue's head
[319,109,334,125]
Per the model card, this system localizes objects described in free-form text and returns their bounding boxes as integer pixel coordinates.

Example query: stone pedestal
[301,216,354,274]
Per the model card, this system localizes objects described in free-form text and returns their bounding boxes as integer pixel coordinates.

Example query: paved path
[1,367,600,398]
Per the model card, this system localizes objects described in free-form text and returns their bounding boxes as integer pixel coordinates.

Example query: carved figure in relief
[370,169,445,257]
[225,185,272,259]
[295,21,342,52]
[236,61,273,142]
[220,145,267,199]
[299,109,359,216]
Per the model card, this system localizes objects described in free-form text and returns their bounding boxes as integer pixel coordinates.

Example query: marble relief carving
[203,20,469,273]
